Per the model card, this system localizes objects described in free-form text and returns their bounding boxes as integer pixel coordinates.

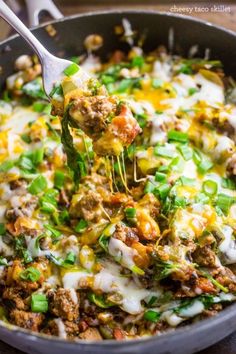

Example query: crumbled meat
[70,96,116,138]
[79,327,102,340]
[94,105,141,156]
[227,153,236,178]
[214,267,236,292]
[2,286,29,310]
[48,288,79,321]
[192,246,216,267]
[44,319,80,338]
[113,223,139,245]
[10,309,44,332]
[212,117,235,138]
[71,190,103,222]
[9,179,27,190]
[138,193,160,219]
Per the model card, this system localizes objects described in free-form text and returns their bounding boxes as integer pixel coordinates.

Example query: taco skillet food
[0,29,236,341]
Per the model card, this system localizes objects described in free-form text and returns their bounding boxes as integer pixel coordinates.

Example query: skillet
[0,10,236,354]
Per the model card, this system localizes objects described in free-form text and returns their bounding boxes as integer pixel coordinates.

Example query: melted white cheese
[219,225,236,264]
[54,318,67,339]
[2,107,38,134]
[93,262,156,314]
[108,237,137,269]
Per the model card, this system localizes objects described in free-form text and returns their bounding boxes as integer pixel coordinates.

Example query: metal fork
[24,0,63,27]
[0,0,89,97]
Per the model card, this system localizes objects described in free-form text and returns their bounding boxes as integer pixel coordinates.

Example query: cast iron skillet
[0,10,236,354]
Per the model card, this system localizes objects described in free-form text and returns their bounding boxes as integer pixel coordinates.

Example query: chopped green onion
[177,144,193,161]
[33,101,49,113]
[63,63,80,76]
[101,74,115,85]
[158,165,169,173]
[31,294,48,313]
[0,160,14,173]
[99,234,110,252]
[29,148,44,165]
[173,196,188,208]
[20,267,41,282]
[198,159,213,174]
[154,146,174,158]
[54,171,65,189]
[125,207,136,220]
[144,310,161,322]
[155,171,167,183]
[40,201,56,213]
[202,180,218,196]
[0,223,6,235]
[136,113,148,129]
[20,133,31,144]
[0,257,8,266]
[116,79,133,93]
[44,224,62,238]
[131,56,144,68]
[178,64,193,75]
[154,184,170,200]
[169,156,184,172]
[216,193,235,214]
[188,87,198,96]
[144,180,156,194]
[131,264,144,275]
[147,296,158,307]
[221,177,236,190]
[62,252,76,266]
[168,130,189,143]
[28,175,47,195]
[59,209,70,223]
[88,293,113,308]
[193,149,202,166]
[18,156,34,171]
[179,176,195,186]
[75,219,88,233]
[196,192,210,204]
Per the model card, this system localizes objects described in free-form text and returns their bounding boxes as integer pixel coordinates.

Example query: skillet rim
[0,9,236,349]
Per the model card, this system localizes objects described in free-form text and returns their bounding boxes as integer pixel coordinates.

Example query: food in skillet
[0,34,236,341]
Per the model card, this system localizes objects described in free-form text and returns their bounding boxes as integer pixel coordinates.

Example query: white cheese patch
[2,107,38,134]
[54,318,67,339]
[219,225,236,264]
[93,262,157,314]
[108,237,137,269]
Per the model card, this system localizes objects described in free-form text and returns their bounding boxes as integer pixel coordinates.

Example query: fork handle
[24,0,63,27]
[0,0,51,61]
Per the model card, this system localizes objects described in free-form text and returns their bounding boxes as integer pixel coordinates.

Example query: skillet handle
[24,0,63,27]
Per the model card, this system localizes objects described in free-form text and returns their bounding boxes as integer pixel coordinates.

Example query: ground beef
[48,288,79,321]
[227,153,236,178]
[2,287,29,310]
[192,246,216,267]
[10,309,44,332]
[113,223,139,245]
[215,267,236,292]
[45,319,80,338]
[70,95,116,138]
[71,190,103,222]
[212,117,235,138]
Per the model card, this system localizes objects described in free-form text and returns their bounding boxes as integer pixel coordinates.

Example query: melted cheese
[93,262,156,314]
